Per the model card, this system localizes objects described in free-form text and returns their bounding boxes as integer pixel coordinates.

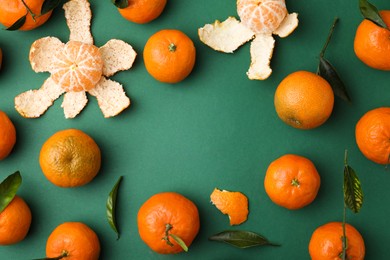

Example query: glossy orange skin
[0,196,32,245]
[46,222,100,260]
[0,0,52,30]
[355,107,390,165]
[354,11,390,70]
[39,129,101,187]
[0,110,16,160]
[264,154,321,210]
[274,71,334,130]
[309,222,365,260]
[137,192,200,254]
[118,0,167,24]
[143,29,196,83]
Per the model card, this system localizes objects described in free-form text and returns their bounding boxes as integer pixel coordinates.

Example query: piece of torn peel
[198,0,299,80]
[14,0,137,119]
[210,188,249,226]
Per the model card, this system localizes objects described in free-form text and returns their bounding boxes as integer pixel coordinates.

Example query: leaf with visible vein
[41,0,64,15]
[6,14,27,31]
[111,0,128,8]
[344,165,363,213]
[209,230,280,249]
[359,0,388,29]
[319,57,351,103]
[106,176,123,239]
[0,171,22,212]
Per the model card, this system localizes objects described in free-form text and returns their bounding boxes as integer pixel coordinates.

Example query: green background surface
[0,0,389,259]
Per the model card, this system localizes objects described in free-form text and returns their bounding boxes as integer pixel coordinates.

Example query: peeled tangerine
[210,188,249,225]
[198,0,298,80]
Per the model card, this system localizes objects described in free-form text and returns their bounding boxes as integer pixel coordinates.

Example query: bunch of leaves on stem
[340,149,363,260]
[209,230,279,249]
[7,0,67,31]
[0,171,22,213]
[317,17,351,103]
[106,176,123,239]
[359,0,388,29]
[111,0,128,9]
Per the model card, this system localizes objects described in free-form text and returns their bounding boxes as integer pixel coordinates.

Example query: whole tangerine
[118,0,167,24]
[0,110,16,160]
[354,10,390,70]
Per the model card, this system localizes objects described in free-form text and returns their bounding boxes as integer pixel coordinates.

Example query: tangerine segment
[51,41,103,92]
[210,188,249,225]
[237,0,287,35]
[309,222,365,260]
[355,107,390,165]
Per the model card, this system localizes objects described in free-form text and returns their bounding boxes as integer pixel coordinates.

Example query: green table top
[1,0,389,259]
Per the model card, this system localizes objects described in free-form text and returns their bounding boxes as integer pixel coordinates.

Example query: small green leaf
[319,57,351,103]
[169,234,189,252]
[6,14,27,31]
[359,0,388,29]
[209,230,280,249]
[40,0,64,15]
[343,151,363,213]
[111,0,128,9]
[107,176,123,239]
[0,171,22,212]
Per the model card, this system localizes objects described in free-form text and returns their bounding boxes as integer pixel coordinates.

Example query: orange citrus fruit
[0,110,16,160]
[45,222,100,260]
[137,192,200,254]
[237,0,287,34]
[51,41,103,92]
[143,29,196,83]
[354,10,390,70]
[0,195,32,245]
[274,70,334,129]
[309,222,365,260]
[0,0,52,31]
[210,188,249,225]
[264,154,321,210]
[355,107,390,165]
[39,129,101,188]
[118,0,167,24]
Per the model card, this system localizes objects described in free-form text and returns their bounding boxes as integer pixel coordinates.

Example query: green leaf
[169,234,189,252]
[6,14,27,31]
[359,0,388,29]
[106,176,123,239]
[40,0,64,15]
[111,0,128,9]
[0,171,22,212]
[319,57,351,103]
[209,230,280,249]
[343,165,363,213]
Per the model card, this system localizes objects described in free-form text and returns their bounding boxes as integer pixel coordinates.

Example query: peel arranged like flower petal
[99,39,137,77]
[198,17,255,53]
[88,77,130,118]
[273,12,299,38]
[64,0,93,45]
[61,91,88,118]
[14,77,65,118]
[247,34,275,80]
[29,37,64,73]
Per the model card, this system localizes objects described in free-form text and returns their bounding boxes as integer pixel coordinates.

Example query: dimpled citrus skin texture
[0,111,16,160]
[309,222,365,260]
[0,196,32,245]
[0,0,52,30]
[118,0,167,24]
[137,192,200,254]
[46,222,100,260]
[39,129,101,187]
[354,10,390,70]
[355,107,390,165]
[143,29,196,83]
[274,71,334,129]
[264,154,321,210]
